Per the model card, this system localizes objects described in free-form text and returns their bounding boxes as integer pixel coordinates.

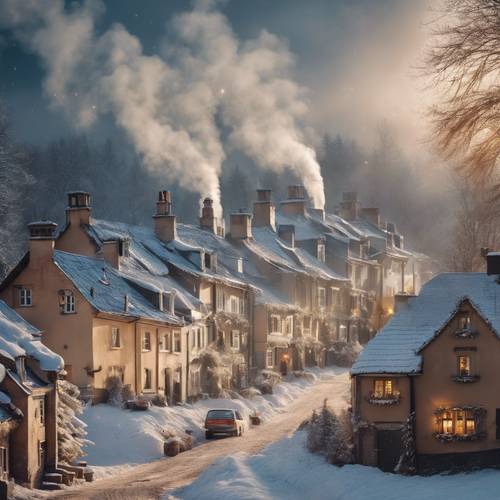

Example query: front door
[377,429,402,473]
[173,367,182,405]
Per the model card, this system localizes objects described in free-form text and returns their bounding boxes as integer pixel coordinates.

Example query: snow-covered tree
[0,101,33,277]
[57,380,89,464]
[395,411,417,475]
[307,400,354,466]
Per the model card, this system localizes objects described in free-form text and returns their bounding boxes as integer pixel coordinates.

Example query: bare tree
[449,176,500,271]
[427,0,500,179]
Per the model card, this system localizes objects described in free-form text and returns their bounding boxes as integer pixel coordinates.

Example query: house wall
[3,376,49,488]
[91,318,136,393]
[0,247,94,389]
[415,303,500,457]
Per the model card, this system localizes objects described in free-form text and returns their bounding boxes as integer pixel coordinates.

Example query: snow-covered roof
[352,273,500,375]
[0,301,64,372]
[53,250,183,325]
[88,218,247,288]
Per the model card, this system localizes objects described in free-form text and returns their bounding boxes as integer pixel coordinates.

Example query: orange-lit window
[458,355,471,376]
[373,379,394,398]
[439,409,476,435]
[458,315,471,330]
[442,412,453,434]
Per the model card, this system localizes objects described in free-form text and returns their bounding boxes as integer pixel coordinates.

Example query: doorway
[377,429,402,472]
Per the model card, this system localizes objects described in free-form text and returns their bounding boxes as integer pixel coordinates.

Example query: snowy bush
[306,399,353,466]
[105,375,123,406]
[255,369,282,394]
[58,380,91,464]
[328,341,362,367]
[291,371,316,382]
[152,394,167,407]
[200,349,232,397]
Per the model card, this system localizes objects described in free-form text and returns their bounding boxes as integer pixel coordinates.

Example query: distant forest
[0,101,451,278]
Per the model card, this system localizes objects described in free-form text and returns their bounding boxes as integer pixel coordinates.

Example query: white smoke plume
[0,0,325,213]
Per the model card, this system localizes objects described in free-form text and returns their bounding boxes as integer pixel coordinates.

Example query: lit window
[19,287,32,307]
[173,331,181,353]
[438,409,478,436]
[111,327,121,349]
[373,379,395,398]
[458,355,471,376]
[142,331,151,351]
[143,368,152,390]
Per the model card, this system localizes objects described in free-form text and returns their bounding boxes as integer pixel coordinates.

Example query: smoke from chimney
[0,0,325,214]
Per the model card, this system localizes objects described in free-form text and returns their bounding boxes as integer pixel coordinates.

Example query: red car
[205,409,245,439]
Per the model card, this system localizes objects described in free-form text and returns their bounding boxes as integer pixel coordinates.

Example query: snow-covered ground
[82,368,346,479]
[166,431,500,500]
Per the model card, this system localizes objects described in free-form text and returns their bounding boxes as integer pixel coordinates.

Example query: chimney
[153,190,176,242]
[487,252,500,275]
[253,189,276,229]
[386,222,397,233]
[28,221,57,266]
[339,192,361,221]
[230,211,253,240]
[309,208,325,222]
[361,207,380,227]
[200,197,218,234]
[394,293,416,313]
[66,191,91,226]
[278,224,295,247]
[280,185,306,217]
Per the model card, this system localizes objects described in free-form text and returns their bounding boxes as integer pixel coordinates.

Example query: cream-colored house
[0,300,63,490]
[0,217,188,403]
[352,256,500,473]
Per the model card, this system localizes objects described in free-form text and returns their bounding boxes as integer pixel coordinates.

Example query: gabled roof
[0,301,63,372]
[53,250,183,325]
[352,273,500,375]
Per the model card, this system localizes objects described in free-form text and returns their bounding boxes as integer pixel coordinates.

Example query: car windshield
[207,410,234,419]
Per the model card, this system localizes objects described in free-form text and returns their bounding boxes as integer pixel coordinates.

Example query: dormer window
[118,239,130,257]
[16,357,26,383]
[237,258,243,274]
[317,242,325,262]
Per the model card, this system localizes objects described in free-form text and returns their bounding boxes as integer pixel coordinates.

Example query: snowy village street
[46,369,350,500]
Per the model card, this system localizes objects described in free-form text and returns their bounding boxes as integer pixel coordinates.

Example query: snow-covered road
[50,369,350,499]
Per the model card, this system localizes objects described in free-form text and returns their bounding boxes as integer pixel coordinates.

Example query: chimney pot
[487,252,500,275]
[257,189,272,202]
[230,212,252,240]
[28,221,58,240]
[154,190,176,242]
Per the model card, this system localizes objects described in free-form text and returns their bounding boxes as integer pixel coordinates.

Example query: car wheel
[205,431,213,439]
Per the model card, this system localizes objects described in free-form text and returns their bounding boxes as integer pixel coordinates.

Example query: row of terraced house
[0,187,434,409]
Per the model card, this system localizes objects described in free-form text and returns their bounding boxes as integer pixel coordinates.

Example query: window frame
[173,331,182,353]
[142,331,152,352]
[63,292,76,314]
[231,330,240,350]
[266,348,275,368]
[111,327,121,349]
[18,287,32,307]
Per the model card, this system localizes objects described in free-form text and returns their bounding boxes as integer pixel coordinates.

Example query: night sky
[0,0,430,146]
